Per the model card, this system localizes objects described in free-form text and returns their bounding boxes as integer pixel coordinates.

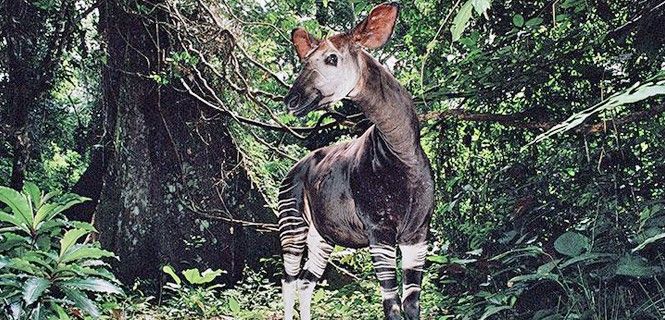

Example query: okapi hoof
[383,299,402,320]
[402,302,420,320]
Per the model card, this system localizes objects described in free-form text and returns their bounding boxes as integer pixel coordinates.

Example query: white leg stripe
[279,184,296,194]
[278,208,300,215]
[402,284,421,302]
[298,280,316,320]
[278,216,304,224]
[279,222,306,230]
[303,227,332,278]
[283,253,302,276]
[282,279,297,320]
[381,286,399,300]
[278,198,297,206]
[376,270,396,281]
[399,242,427,270]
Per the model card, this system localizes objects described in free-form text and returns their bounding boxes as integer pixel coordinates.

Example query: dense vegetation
[1,0,664,319]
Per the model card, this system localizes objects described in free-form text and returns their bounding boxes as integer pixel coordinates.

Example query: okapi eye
[325,54,338,66]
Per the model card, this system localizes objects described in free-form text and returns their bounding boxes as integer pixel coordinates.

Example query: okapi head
[284,2,399,116]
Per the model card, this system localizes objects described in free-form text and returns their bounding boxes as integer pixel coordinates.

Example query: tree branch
[421,103,665,134]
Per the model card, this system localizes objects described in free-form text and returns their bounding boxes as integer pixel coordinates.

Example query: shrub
[0,183,123,319]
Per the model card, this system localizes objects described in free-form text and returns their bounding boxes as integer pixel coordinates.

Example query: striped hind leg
[370,243,401,320]
[279,193,308,320]
[399,242,428,320]
[298,227,333,320]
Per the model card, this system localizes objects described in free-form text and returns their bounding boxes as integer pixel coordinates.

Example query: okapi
[278,3,434,320]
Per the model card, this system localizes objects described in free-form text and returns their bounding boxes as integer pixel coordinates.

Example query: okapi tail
[278,169,308,320]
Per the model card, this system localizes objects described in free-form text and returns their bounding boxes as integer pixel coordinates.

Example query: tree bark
[94,0,277,285]
[3,0,78,189]
[5,0,38,190]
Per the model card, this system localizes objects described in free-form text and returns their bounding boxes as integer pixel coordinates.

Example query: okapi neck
[351,54,422,166]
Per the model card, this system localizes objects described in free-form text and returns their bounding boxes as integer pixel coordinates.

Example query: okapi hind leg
[370,243,401,320]
[399,242,428,320]
[278,183,308,320]
[298,228,333,320]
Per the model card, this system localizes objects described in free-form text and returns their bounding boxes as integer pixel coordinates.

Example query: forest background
[1,0,664,319]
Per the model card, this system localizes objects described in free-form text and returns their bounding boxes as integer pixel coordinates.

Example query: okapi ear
[292,28,319,60]
[351,2,399,49]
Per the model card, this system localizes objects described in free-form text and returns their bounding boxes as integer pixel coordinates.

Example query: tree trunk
[5,0,38,190]
[94,0,277,285]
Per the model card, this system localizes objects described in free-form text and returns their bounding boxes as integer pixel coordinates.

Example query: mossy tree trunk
[93,0,277,285]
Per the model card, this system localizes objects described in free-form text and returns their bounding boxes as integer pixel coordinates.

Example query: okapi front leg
[298,228,333,320]
[399,242,428,320]
[370,243,401,320]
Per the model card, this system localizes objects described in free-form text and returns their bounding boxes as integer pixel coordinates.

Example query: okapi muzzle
[284,69,324,117]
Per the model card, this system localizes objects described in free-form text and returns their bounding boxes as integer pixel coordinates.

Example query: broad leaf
[451,0,474,42]
[35,195,89,229]
[0,186,33,227]
[62,287,100,318]
[615,255,657,278]
[163,265,182,285]
[558,252,616,269]
[182,268,224,285]
[59,229,89,257]
[479,305,512,320]
[23,277,50,305]
[60,245,115,263]
[528,72,665,146]
[22,182,41,210]
[554,232,590,257]
[228,296,241,314]
[471,0,491,16]
[632,232,665,252]
[61,278,123,295]
[512,14,524,27]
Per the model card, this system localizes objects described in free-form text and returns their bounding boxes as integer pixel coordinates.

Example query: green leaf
[491,246,544,262]
[59,229,89,257]
[67,221,96,232]
[632,232,665,252]
[479,305,512,320]
[512,14,524,27]
[0,211,26,232]
[426,255,448,264]
[62,287,100,318]
[615,255,656,278]
[228,296,241,314]
[50,302,71,320]
[537,259,561,274]
[162,265,181,285]
[554,231,590,257]
[313,288,326,303]
[61,278,123,295]
[6,258,44,276]
[182,268,224,285]
[471,0,491,16]
[559,252,616,269]
[23,277,50,305]
[450,0,474,42]
[0,186,33,227]
[60,246,115,263]
[0,232,30,252]
[508,272,558,286]
[22,182,41,210]
[525,17,543,27]
[527,72,665,146]
[35,195,89,228]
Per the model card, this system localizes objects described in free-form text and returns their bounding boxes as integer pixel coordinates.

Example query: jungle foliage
[1,0,665,319]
